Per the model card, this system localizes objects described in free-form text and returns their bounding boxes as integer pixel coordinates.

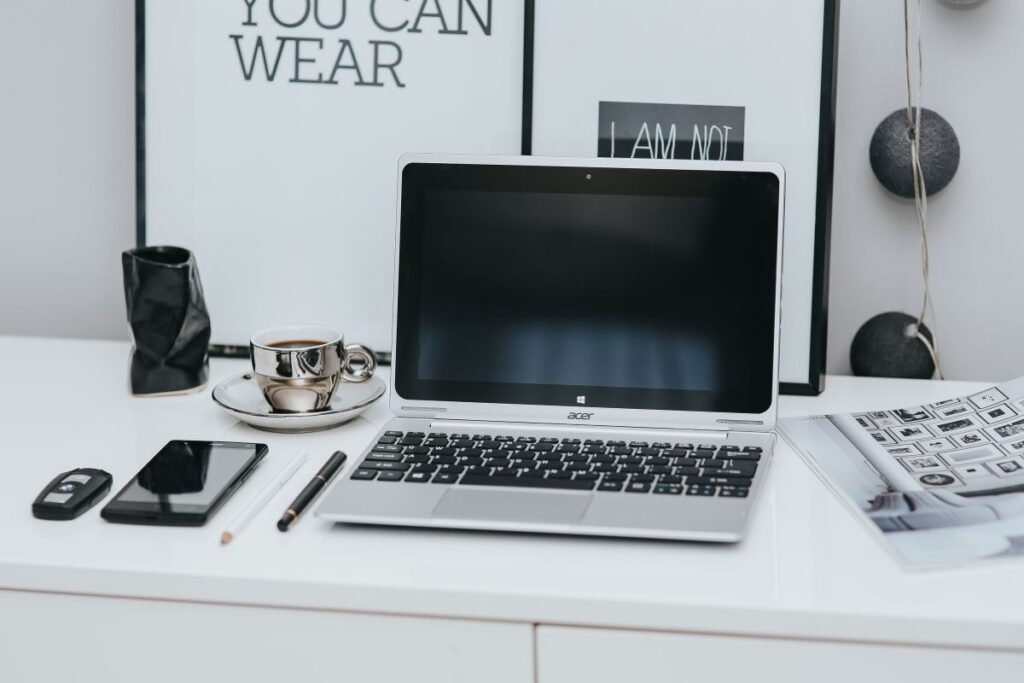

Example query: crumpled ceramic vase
[122,246,211,396]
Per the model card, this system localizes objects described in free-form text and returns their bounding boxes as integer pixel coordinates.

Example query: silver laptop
[317,154,785,542]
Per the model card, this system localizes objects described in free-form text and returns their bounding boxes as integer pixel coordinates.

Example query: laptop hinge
[426,419,729,440]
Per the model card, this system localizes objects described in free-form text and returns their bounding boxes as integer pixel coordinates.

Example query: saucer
[212,373,386,433]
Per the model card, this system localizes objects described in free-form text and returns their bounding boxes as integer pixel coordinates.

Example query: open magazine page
[780,377,1024,570]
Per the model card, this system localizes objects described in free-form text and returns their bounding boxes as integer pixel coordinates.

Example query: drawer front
[0,590,533,683]
[537,625,1024,683]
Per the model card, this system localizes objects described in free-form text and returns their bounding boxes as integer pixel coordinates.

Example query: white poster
[529,0,834,390]
[143,0,526,352]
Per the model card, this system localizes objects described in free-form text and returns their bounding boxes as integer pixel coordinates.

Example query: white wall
[828,1,1024,382]
[0,1,1021,382]
[0,1,134,341]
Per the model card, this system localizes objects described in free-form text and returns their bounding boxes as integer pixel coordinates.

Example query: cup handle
[342,343,376,383]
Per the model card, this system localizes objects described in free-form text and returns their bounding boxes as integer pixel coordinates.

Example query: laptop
[317,155,785,542]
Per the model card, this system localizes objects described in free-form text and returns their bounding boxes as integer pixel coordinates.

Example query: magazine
[780,377,1024,570]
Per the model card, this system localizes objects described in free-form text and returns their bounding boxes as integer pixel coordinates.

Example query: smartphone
[101,440,268,526]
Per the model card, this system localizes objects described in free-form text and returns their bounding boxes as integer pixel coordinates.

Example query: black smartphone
[101,440,268,526]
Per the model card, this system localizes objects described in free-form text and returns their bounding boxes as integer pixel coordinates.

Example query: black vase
[122,246,211,395]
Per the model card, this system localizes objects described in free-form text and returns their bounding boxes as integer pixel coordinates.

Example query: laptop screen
[394,161,781,414]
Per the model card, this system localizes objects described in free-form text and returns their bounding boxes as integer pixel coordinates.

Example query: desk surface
[2,336,1020,651]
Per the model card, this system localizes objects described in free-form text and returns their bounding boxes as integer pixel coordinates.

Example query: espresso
[267,339,329,349]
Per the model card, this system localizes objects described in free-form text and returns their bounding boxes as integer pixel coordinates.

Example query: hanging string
[903,0,945,379]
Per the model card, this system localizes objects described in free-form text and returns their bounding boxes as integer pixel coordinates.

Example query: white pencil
[220,450,308,545]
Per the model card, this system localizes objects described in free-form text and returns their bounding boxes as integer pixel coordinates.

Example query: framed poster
[137,0,528,356]
[527,0,839,395]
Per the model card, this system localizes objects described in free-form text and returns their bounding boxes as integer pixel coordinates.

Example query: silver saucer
[212,373,386,433]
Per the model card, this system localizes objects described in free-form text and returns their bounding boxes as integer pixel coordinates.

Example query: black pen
[277,451,347,531]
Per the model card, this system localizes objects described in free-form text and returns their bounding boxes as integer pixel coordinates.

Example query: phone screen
[109,441,264,515]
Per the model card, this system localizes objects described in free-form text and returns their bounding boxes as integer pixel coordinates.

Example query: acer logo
[567,412,594,421]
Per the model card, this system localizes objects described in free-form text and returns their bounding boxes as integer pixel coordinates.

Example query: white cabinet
[536,625,1024,683]
[0,590,534,683]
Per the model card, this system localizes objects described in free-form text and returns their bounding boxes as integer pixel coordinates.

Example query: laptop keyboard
[350,431,761,497]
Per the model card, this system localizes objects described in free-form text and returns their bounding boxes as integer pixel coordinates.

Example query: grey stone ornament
[851,312,936,379]
[870,108,960,198]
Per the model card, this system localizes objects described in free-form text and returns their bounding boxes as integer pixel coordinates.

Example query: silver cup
[250,325,376,413]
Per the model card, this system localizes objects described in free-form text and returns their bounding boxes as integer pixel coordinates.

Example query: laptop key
[630,474,655,484]
[547,471,573,480]
[405,472,431,483]
[378,470,404,482]
[690,476,753,488]
[439,465,465,475]
[654,484,682,495]
[365,452,403,462]
[603,472,627,482]
[626,481,651,493]
[459,474,595,491]
[687,485,717,496]
[432,473,458,484]
[719,487,750,498]
[659,475,683,485]
[384,430,404,437]
[399,437,424,446]
[360,461,410,471]
[574,473,600,481]
[719,467,757,478]
[351,469,377,480]
[372,445,403,454]
[731,452,762,461]
[598,481,624,492]
[376,436,398,445]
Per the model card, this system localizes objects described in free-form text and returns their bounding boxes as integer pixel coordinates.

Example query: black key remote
[32,468,113,520]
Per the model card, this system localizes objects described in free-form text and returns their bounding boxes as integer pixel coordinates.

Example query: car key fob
[32,468,113,520]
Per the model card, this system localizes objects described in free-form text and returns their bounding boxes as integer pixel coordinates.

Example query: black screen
[114,441,260,512]
[395,163,780,414]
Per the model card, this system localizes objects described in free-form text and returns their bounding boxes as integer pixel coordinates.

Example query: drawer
[0,589,533,683]
[536,625,1024,683]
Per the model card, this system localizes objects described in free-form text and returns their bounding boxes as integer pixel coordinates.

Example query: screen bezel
[101,441,267,525]
[390,155,784,432]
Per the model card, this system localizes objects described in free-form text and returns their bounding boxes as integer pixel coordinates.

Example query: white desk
[2,337,1023,682]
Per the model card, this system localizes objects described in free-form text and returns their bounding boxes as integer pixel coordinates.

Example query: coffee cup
[250,325,376,413]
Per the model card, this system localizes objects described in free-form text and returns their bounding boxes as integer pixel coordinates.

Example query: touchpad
[432,488,591,524]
